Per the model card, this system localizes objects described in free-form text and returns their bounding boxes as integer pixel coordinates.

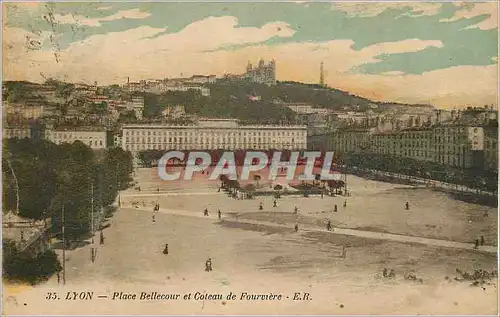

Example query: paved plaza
[3,167,498,315]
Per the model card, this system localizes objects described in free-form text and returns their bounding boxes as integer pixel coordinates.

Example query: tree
[3,239,62,285]
[3,138,133,240]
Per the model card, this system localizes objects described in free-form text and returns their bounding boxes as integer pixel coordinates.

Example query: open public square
[3,167,497,315]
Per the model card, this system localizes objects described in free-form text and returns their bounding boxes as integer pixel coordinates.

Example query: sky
[2,1,499,109]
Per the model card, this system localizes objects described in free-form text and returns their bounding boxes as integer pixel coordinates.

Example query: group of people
[162,244,213,272]
[258,199,351,233]
[132,200,147,209]
[474,235,486,249]
[203,208,222,220]
[151,203,160,223]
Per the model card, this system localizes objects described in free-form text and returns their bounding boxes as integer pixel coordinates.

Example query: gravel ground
[3,167,497,315]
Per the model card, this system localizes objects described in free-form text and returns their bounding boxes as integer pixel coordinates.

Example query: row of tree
[137,149,333,168]
[341,152,497,192]
[2,138,133,241]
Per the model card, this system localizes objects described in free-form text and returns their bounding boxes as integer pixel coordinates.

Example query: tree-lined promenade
[341,152,498,196]
[2,138,133,284]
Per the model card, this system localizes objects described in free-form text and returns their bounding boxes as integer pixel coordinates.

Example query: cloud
[339,65,498,108]
[3,16,295,82]
[52,9,151,27]
[358,39,443,63]
[332,3,442,17]
[380,71,406,76]
[96,6,113,11]
[439,3,498,30]
[3,17,496,109]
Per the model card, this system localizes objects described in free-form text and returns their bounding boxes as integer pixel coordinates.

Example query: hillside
[2,80,436,123]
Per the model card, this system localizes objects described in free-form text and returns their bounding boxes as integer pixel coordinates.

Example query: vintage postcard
[2,1,499,315]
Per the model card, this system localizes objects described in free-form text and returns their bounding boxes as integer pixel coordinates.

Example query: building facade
[121,119,307,153]
[45,128,108,149]
[482,125,498,171]
[3,104,46,120]
[282,102,331,115]
[312,123,498,170]
[162,105,186,119]
[245,59,276,85]
[183,75,216,85]
[3,126,31,139]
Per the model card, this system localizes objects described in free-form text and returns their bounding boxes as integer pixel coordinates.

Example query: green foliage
[342,152,498,191]
[3,139,133,240]
[3,240,62,285]
[89,101,108,115]
[2,81,42,103]
[141,81,381,123]
[118,110,138,123]
[137,149,166,167]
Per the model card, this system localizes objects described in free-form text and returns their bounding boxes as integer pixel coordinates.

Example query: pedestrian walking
[204,208,209,216]
[294,224,299,232]
[321,191,324,199]
[157,186,160,192]
[100,231,104,245]
[163,244,169,255]
[343,200,347,208]
[57,271,60,284]
[294,206,298,214]
[474,239,479,249]
[327,220,332,231]
[480,236,485,246]
[218,209,221,220]
[259,202,263,211]
[273,200,277,207]
[405,202,410,210]
[334,205,338,212]
[205,258,213,272]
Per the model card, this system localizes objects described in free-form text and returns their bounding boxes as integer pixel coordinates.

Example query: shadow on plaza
[51,222,112,251]
[442,190,497,208]
[351,170,497,208]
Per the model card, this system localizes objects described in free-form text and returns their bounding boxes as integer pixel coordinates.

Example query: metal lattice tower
[319,61,325,87]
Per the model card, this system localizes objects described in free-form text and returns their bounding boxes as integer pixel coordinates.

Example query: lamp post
[62,204,66,285]
[4,151,20,216]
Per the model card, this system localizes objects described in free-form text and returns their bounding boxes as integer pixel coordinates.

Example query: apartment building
[3,126,31,139]
[162,105,186,119]
[317,123,497,170]
[45,127,108,149]
[121,119,307,153]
